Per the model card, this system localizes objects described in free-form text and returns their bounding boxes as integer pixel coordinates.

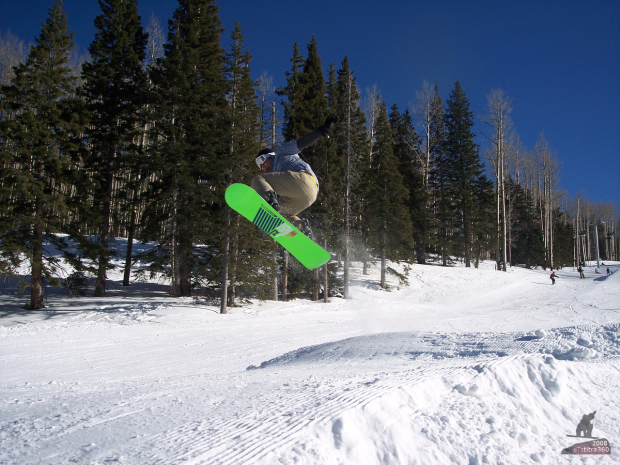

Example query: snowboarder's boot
[301,218,314,240]
[264,190,280,212]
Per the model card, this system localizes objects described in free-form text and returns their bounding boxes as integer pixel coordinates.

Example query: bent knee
[251,176,262,190]
[251,176,272,197]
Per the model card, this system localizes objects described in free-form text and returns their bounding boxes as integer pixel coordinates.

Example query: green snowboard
[225,183,330,269]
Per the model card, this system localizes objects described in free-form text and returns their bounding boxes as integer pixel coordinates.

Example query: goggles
[255,152,274,168]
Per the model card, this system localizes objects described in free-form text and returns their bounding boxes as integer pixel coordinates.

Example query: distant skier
[550,271,558,285]
[252,114,339,238]
[607,267,611,275]
[578,265,585,279]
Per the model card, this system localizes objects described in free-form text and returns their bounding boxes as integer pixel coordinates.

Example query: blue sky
[2,0,619,208]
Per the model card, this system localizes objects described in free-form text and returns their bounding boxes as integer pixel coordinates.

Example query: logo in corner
[561,411,611,455]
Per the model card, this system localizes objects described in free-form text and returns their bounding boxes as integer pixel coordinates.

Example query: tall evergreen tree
[327,57,367,296]
[358,88,382,274]
[389,104,425,263]
[427,84,451,265]
[80,0,149,297]
[142,0,229,297]
[552,209,574,268]
[443,80,486,267]
[220,22,272,310]
[471,165,495,268]
[0,0,84,309]
[365,103,412,288]
[510,181,544,268]
[278,43,304,142]
[314,62,342,239]
[280,37,327,143]
[277,36,329,299]
[273,42,305,301]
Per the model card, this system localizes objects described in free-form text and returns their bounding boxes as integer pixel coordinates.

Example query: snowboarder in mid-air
[252,114,338,239]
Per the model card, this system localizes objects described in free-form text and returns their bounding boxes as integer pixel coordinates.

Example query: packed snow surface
[1,253,619,465]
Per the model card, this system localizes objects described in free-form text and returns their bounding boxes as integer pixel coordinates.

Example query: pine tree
[80,0,149,297]
[552,209,574,268]
[143,0,229,297]
[510,181,544,268]
[389,104,425,263]
[280,37,327,142]
[471,167,495,268]
[365,103,412,288]
[278,43,304,141]
[277,36,329,300]
[427,84,451,265]
[220,22,273,310]
[443,80,484,267]
[274,42,304,301]
[0,0,84,309]
[320,63,346,234]
[327,57,367,297]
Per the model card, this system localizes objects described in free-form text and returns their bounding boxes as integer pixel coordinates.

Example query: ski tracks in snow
[137,362,482,465]
[135,324,619,465]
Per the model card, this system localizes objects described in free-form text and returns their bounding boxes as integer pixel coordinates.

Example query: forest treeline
[1,0,618,310]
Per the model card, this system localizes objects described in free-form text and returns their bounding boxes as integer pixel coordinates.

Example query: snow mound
[248,324,620,370]
[258,356,619,465]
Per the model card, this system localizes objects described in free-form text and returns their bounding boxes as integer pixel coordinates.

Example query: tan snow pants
[251,171,318,224]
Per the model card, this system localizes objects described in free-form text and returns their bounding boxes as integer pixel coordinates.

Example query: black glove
[318,113,339,136]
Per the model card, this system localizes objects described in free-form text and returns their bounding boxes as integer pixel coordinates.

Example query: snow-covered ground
[1,249,619,465]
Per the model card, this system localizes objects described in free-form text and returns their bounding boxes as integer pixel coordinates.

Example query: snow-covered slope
[1,259,619,464]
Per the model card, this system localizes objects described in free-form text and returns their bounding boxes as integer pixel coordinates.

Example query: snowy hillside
[1,254,619,464]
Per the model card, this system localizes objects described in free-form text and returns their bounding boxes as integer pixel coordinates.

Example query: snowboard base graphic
[225,183,330,269]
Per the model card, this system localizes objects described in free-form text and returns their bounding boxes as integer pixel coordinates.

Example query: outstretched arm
[295,114,340,151]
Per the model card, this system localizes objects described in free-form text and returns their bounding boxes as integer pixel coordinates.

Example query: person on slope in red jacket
[550,271,558,285]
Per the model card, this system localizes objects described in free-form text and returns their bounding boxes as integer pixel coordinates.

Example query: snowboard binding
[301,218,313,240]
[264,190,280,212]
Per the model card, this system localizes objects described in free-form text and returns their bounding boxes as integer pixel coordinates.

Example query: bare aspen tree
[411,80,437,186]
[220,205,230,313]
[343,73,353,299]
[323,239,328,302]
[599,202,616,261]
[257,73,277,294]
[271,99,279,301]
[363,85,381,163]
[480,88,513,271]
[535,134,560,268]
[255,73,281,300]
[508,132,524,186]
[608,205,618,261]
[361,85,381,274]
[271,101,277,148]
[68,45,90,89]
[146,13,164,67]
[576,195,582,266]
[506,132,524,264]
[282,250,288,302]
[256,72,275,146]
[0,29,27,86]
[412,81,445,265]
